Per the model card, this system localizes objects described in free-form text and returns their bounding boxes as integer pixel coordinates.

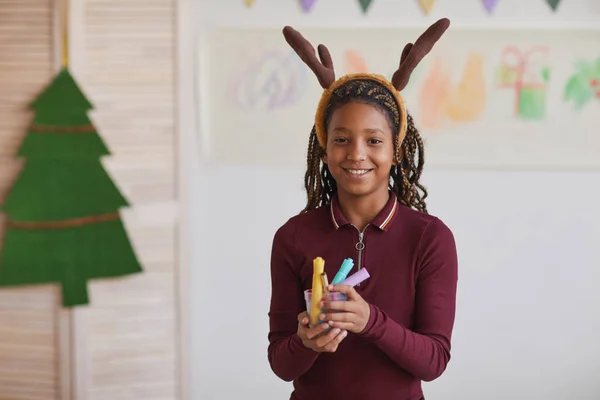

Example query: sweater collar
[329,192,398,232]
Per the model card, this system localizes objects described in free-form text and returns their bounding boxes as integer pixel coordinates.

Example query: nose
[346,142,366,162]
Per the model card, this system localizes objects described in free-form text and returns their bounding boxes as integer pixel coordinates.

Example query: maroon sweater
[267,193,458,400]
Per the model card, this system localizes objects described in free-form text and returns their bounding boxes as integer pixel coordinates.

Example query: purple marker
[340,268,370,287]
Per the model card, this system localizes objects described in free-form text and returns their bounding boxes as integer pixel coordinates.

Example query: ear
[321,150,328,164]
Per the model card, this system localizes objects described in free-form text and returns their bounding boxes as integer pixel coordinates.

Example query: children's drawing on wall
[496,45,551,120]
[229,49,308,111]
[205,27,600,168]
[564,57,600,110]
[416,52,486,130]
[344,49,368,74]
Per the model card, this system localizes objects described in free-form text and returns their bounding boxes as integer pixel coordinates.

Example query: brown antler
[391,18,451,91]
[282,26,335,89]
[400,43,413,65]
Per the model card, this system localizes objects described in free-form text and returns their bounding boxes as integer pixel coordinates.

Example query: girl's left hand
[319,284,371,334]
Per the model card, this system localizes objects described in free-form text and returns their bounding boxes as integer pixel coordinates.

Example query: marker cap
[313,257,325,274]
[331,258,354,284]
[339,258,354,275]
[340,268,370,287]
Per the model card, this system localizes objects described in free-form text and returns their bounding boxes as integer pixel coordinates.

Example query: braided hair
[302,79,428,214]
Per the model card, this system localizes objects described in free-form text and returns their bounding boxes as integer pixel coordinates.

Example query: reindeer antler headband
[282,18,450,152]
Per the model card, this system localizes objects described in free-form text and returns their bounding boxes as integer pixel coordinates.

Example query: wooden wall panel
[0,287,58,400]
[0,0,180,398]
[76,0,179,399]
[0,1,60,399]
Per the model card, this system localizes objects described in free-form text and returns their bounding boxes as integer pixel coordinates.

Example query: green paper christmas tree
[0,67,143,307]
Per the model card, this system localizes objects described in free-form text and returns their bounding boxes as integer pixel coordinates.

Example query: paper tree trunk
[0,67,142,307]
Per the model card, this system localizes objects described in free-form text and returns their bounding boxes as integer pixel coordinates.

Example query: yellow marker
[310,257,325,326]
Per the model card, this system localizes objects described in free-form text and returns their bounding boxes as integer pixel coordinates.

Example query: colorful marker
[321,272,330,297]
[310,257,325,326]
[340,268,370,287]
[331,258,354,285]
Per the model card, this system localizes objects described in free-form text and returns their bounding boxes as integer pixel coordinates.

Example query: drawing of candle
[418,57,452,129]
[496,45,551,120]
[344,49,369,74]
[417,53,485,130]
[445,52,486,123]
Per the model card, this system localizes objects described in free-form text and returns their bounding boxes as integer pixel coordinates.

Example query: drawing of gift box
[496,46,551,120]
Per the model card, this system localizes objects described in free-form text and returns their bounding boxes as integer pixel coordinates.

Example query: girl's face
[323,101,395,200]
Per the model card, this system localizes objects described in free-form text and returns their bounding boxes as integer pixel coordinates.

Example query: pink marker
[340,268,370,287]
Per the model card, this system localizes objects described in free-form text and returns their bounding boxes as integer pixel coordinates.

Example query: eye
[333,138,348,143]
[368,138,383,145]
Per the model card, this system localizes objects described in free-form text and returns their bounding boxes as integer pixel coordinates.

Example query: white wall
[182,1,600,399]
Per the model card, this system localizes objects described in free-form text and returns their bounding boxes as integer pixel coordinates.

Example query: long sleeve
[267,219,319,382]
[357,217,459,382]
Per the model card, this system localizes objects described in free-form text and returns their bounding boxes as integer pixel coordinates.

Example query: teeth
[347,169,369,175]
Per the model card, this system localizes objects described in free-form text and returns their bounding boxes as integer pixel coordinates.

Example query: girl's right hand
[296,312,347,353]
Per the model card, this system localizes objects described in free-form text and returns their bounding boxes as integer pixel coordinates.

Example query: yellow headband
[314,73,408,157]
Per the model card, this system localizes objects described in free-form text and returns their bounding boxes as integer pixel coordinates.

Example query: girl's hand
[320,284,371,333]
[296,312,347,352]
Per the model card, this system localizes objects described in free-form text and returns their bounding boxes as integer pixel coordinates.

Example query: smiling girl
[267,19,458,400]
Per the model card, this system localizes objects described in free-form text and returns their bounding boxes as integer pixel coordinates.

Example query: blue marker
[331,258,354,284]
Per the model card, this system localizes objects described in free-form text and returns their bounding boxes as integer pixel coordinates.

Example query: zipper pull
[355,232,365,274]
[356,232,365,251]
